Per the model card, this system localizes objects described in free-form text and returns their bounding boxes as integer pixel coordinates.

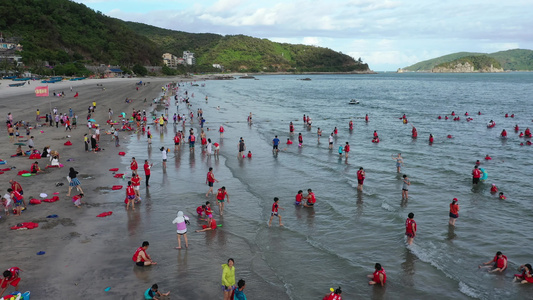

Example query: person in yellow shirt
[221,258,236,300]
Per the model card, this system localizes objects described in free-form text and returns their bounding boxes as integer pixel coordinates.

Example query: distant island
[0,0,371,77]
[400,49,533,72]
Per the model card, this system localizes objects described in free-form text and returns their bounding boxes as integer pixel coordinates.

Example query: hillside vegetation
[126,22,369,73]
[432,55,502,72]
[404,49,533,71]
[0,0,369,76]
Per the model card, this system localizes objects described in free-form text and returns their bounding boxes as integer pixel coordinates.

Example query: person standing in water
[221,258,236,300]
[449,198,459,226]
[405,212,417,245]
[356,167,365,192]
[172,211,189,249]
[206,167,219,197]
[402,174,410,200]
[392,153,403,173]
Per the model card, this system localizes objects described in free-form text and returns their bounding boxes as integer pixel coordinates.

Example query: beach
[1,72,533,300]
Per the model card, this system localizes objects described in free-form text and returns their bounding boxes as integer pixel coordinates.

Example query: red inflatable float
[118,152,126,156]
[109,168,119,172]
[112,185,123,190]
[97,211,113,217]
[113,173,125,178]
[11,222,39,230]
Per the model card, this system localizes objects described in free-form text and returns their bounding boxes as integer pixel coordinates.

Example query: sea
[120,72,533,299]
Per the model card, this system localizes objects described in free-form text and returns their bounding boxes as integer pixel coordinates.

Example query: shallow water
[120,73,533,299]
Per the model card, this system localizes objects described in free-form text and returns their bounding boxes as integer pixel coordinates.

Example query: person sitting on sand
[15,145,25,156]
[144,283,170,300]
[30,161,41,173]
[132,241,157,266]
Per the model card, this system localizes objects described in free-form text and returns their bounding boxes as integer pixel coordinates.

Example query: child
[402,175,411,200]
[10,188,25,216]
[247,151,252,158]
[126,181,136,210]
[338,145,343,157]
[287,138,293,145]
[268,197,284,227]
[295,190,303,206]
[196,204,206,216]
[204,201,213,222]
[490,184,498,194]
[499,192,506,200]
[72,194,84,208]
[172,211,189,249]
[144,283,170,300]
[2,192,12,216]
[195,217,217,232]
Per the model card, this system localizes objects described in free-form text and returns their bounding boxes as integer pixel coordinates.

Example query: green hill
[403,49,533,71]
[432,55,502,72]
[126,22,369,73]
[0,0,369,76]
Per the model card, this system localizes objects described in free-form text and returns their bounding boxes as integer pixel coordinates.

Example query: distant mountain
[126,22,370,73]
[403,49,533,71]
[0,0,370,76]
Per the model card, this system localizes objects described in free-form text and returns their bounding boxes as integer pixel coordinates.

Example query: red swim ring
[112,185,123,190]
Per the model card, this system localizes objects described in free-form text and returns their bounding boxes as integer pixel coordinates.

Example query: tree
[132,64,147,76]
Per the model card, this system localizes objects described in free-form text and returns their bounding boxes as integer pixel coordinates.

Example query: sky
[73,0,533,71]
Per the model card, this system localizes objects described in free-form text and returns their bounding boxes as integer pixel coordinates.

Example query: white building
[183,51,195,65]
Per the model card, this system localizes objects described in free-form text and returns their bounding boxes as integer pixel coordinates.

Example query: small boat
[349,99,360,105]
[9,82,26,87]
[41,79,61,83]
[12,77,31,81]
[2,76,16,80]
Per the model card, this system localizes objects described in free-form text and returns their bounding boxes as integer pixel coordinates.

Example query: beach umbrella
[88,119,96,122]
[14,142,26,146]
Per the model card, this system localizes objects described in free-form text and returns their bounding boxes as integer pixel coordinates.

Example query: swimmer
[449,198,459,226]
[268,197,284,227]
[519,132,524,137]
[365,114,369,122]
[344,142,350,158]
[338,145,343,157]
[515,125,519,132]
[298,133,303,147]
[401,174,410,199]
[445,116,449,120]
[317,127,322,142]
[373,130,378,138]
[501,129,507,138]
[328,133,334,149]
[475,160,481,165]
[465,112,469,116]
[438,116,442,119]
[485,155,492,160]
[287,138,293,145]
[479,251,507,273]
[490,184,498,194]
[303,189,316,207]
[349,120,353,130]
[323,287,342,300]
[372,136,380,143]
[429,134,434,144]
[392,153,403,173]
[412,126,417,138]
[367,263,386,286]
[472,165,482,185]
[356,167,365,192]
[499,192,506,200]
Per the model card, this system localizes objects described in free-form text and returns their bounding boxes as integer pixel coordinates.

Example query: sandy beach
[0,76,191,298]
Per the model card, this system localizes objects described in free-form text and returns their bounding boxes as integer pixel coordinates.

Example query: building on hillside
[0,33,23,67]
[183,51,195,65]
[163,53,178,67]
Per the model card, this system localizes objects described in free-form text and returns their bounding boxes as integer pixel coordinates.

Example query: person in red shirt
[429,134,434,144]
[365,114,369,122]
[131,172,141,202]
[130,157,138,175]
[479,251,507,273]
[349,120,353,131]
[344,142,350,158]
[472,165,482,185]
[132,241,156,266]
[334,127,338,135]
[268,197,284,227]
[126,181,136,210]
[9,180,23,196]
[490,184,498,194]
[289,122,294,135]
[10,188,25,216]
[501,129,507,138]
[294,190,303,206]
[322,287,342,300]
[357,167,365,192]
[174,133,181,151]
[367,263,386,286]
[219,125,225,138]
[449,198,459,226]
[412,126,417,138]
[298,133,303,147]
[513,264,533,284]
[206,167,219,197]
[405,212,417,245]
[195,217,217,232]
[143,160,152,187]
[216,186,230,215]
[303,189,316,207]
[0,267,21,297]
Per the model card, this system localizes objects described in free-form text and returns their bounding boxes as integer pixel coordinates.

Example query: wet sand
[0,77,187,298]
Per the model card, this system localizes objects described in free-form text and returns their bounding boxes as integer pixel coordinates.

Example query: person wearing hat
[449,198,460,226]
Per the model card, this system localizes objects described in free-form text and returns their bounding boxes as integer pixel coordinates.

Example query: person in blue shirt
[272,135,280,153]
[144,284,170,300]
[234,279,247,300]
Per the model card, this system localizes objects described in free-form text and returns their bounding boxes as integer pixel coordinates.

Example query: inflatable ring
[21,173,32,177]
[109,168,119,172]
[111,185,123,190]
[113,173,125,178]
[118,152,126,156]
[0,161,6,164]
[480,168,488,181]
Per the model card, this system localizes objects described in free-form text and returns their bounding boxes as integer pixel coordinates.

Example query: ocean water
[121,73,533,299]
